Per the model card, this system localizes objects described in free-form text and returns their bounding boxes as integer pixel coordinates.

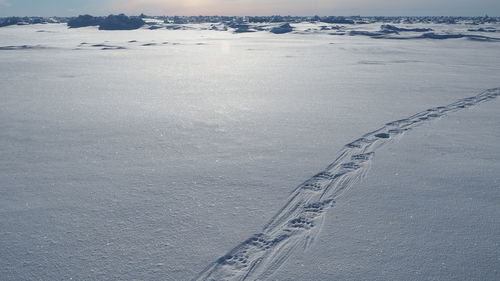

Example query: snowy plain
[0,21,500,281]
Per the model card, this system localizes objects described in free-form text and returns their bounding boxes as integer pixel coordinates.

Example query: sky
[1,0,499,17]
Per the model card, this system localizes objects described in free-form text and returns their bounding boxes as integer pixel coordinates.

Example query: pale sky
[1,0,499,17]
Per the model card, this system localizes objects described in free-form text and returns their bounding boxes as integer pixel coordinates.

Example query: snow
[272,98,500,281]
[0,22,499,281]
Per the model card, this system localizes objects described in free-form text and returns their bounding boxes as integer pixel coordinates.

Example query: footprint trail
[194,88,500,281]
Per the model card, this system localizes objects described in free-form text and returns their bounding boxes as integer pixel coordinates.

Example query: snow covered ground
[0,22,499,281]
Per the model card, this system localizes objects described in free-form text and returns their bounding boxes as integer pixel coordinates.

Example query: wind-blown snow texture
[1,21,499,281]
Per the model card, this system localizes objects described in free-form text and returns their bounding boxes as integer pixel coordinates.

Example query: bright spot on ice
[219,40,231,53]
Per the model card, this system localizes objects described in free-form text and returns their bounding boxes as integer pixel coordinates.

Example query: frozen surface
[194,89,500,281]
[271,97,500,281]
[0,22,499,281]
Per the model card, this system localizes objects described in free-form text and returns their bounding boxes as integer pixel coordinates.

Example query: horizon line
[1,14,499,18]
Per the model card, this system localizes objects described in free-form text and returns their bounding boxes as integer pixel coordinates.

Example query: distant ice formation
[67,14,145,30]
[270,23,293,34]
[67,15,101,28]
[98,14,145,30]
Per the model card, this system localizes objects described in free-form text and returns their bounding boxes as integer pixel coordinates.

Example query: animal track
[351,152,374,161]
[374,133,390,138]
[302,180,323,191]
[194,88,500,281]
[346,137,374,148]
[313,171,336,180]
[304,200,334,214]
[288,217,315,229]
[388,128,406,135]
[341,162,361,170]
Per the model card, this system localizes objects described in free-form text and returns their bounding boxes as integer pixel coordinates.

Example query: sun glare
[120,0,232,15]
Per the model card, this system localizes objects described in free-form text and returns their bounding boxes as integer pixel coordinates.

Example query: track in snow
[194,88,500,281]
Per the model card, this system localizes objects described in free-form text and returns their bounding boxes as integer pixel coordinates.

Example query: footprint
[346,137,372,148]
[341,162,361,170]
[351,152,374,161]
[388,128,406,135]
[288,217,314,229]
[313,171,335,180]
[386,119,411,126]
[304,200,334,214]
[302,180,324,191]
